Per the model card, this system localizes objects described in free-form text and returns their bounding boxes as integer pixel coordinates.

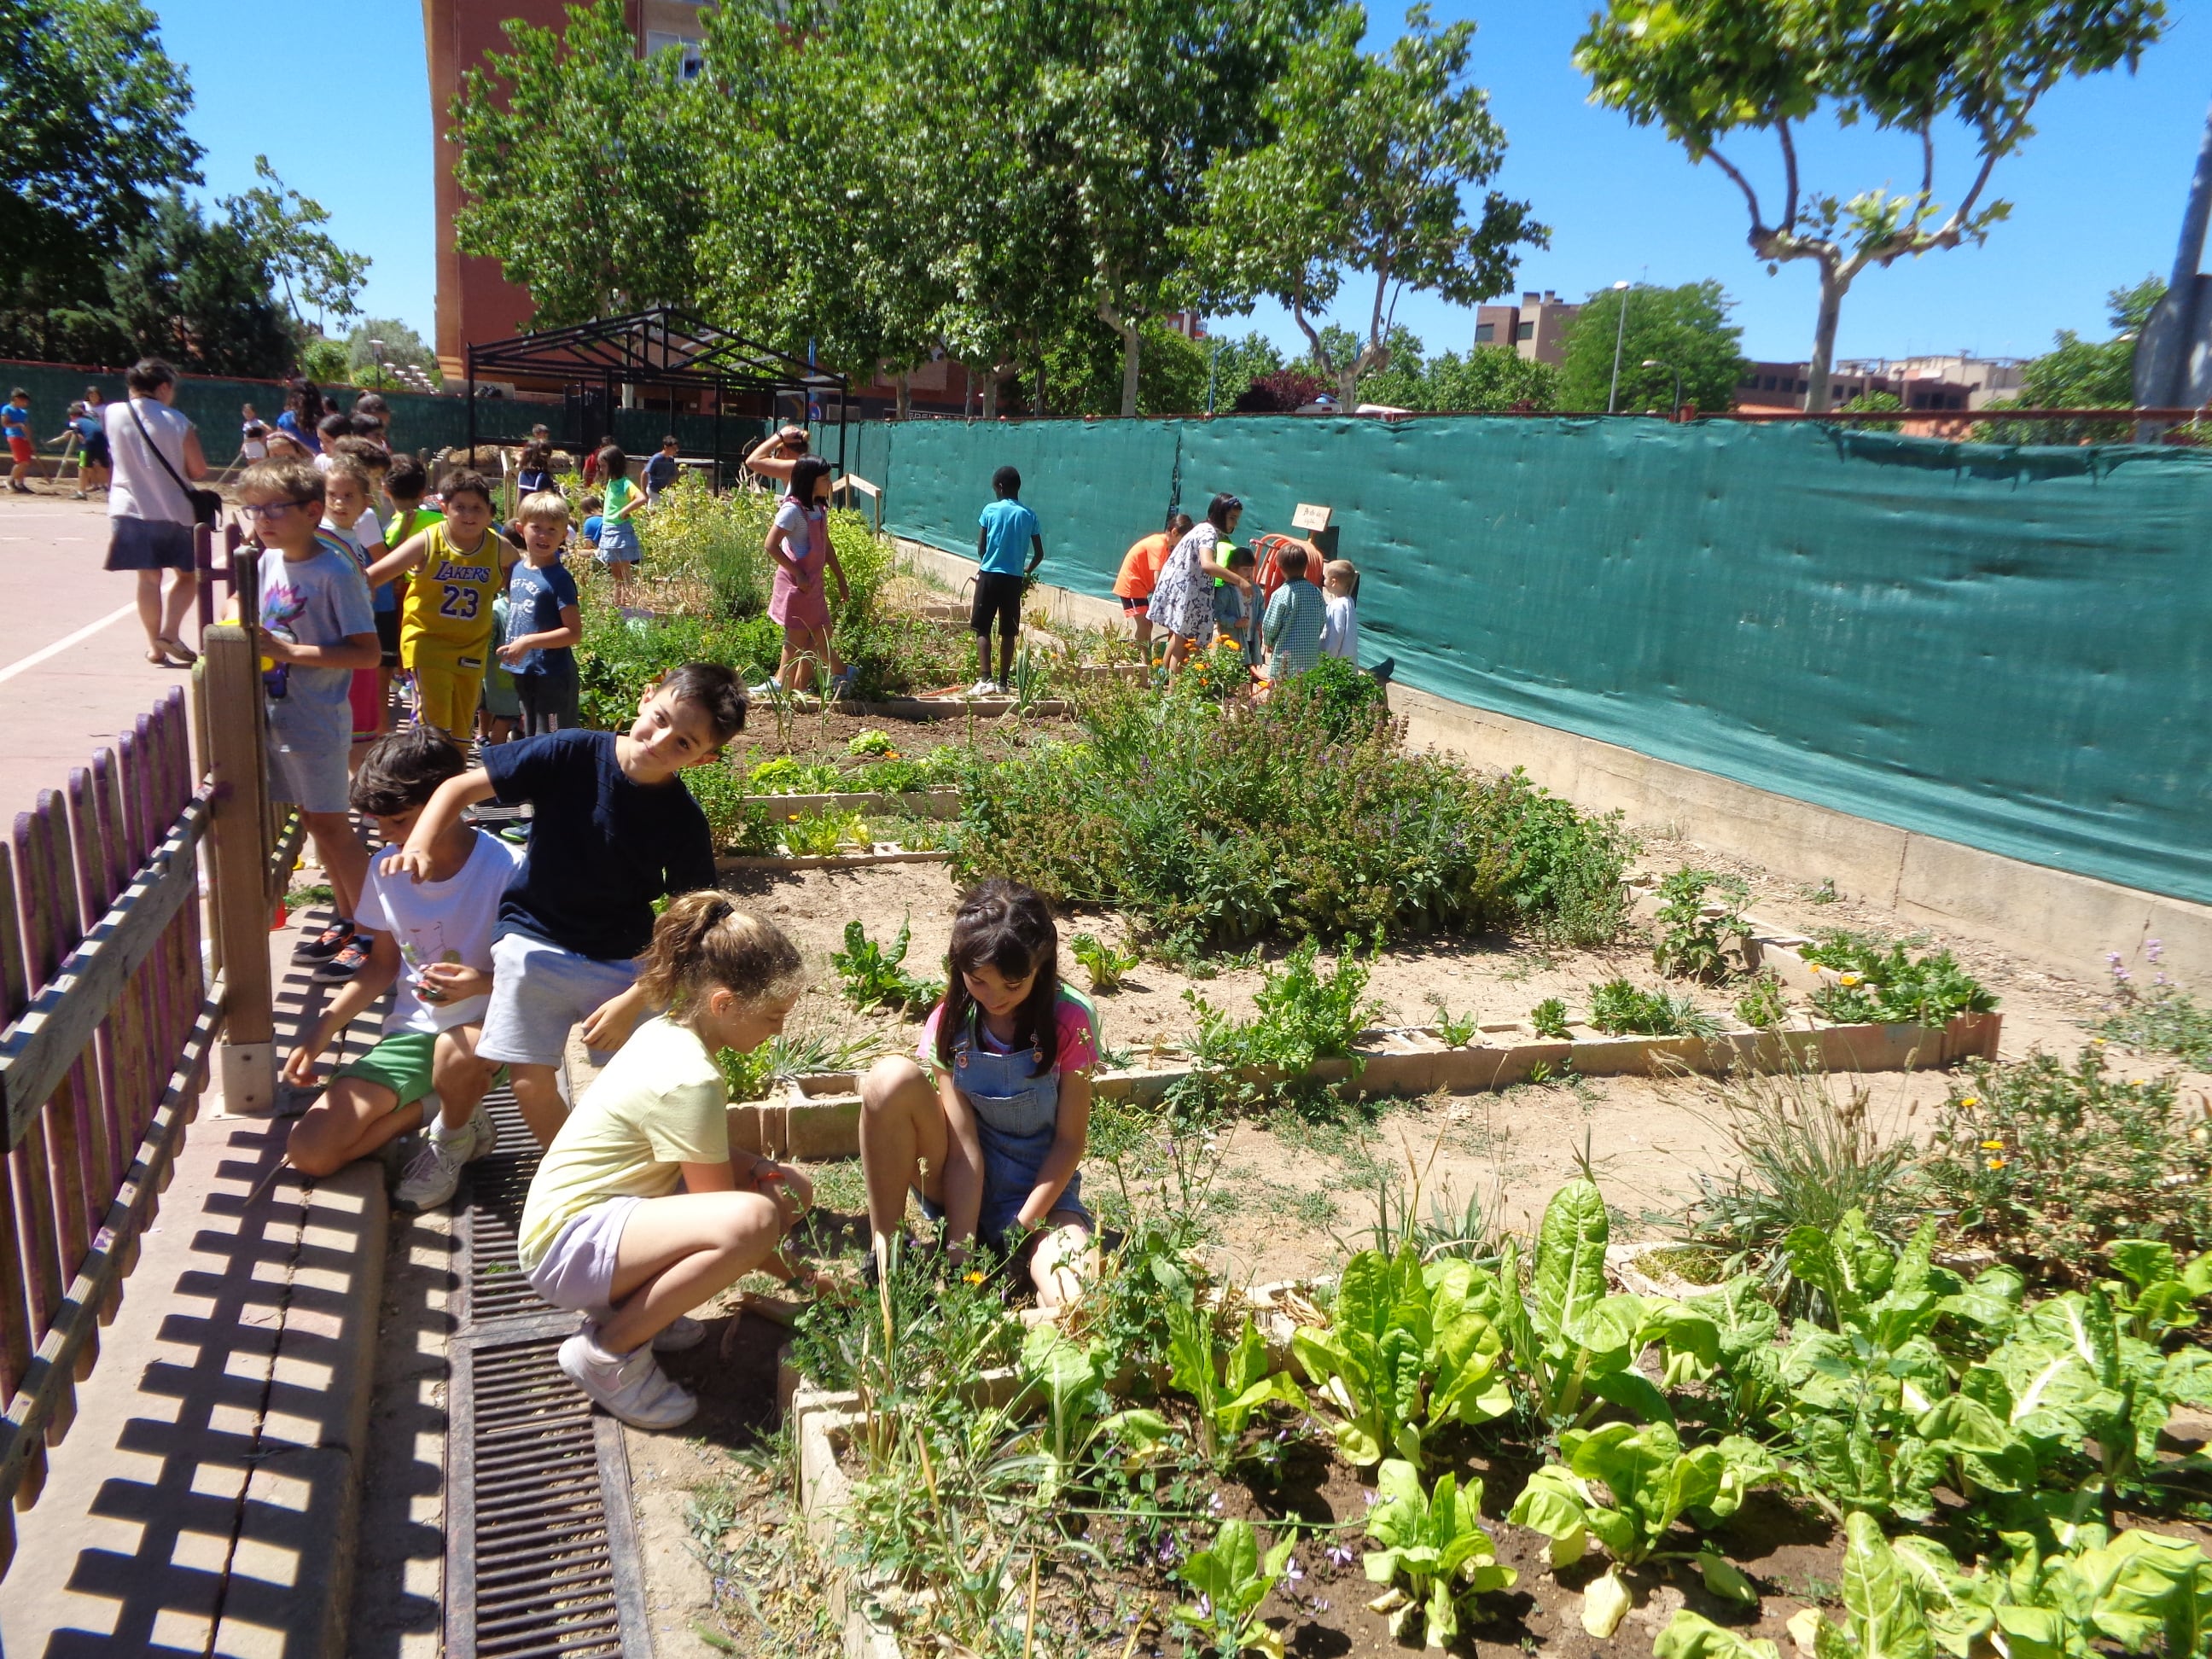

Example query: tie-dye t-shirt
[258,534,375,711]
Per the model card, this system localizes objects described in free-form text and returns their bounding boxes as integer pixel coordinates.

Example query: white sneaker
[558,1330,699,1429]
[652,1315,707,1353]
[393,1103,496,1210]
[966,678,1000,697]
[748,678,780,697]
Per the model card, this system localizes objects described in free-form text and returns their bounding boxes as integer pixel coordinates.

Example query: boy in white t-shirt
[282,726,524,1209]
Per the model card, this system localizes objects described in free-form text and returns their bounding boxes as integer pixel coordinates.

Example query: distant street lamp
[1605,281,1633,414]
[367,337,391,391]
[1642,358,1683,419]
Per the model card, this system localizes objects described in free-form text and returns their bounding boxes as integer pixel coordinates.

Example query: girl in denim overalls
[857,880,1101,1308]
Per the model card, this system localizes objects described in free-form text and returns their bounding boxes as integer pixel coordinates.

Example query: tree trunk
[1337,367,1359,411]
[1805,265,1847,415]
[981,370,998,419]
[895,370,911,422]
[1120,320,1141,418]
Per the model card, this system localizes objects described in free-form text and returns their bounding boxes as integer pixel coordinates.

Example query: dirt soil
[612,827,2205,1656]
[724,705,1083,778]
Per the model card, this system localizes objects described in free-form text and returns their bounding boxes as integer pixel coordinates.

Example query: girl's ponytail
[637,892,805,1016]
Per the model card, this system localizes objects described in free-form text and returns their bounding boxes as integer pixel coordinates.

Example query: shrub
[576,607,782,730]
[1651,867,1746,982]
[1587,977,1717,1036]
[953,679,1630,950]
[1800,928,1997,1026]
[1922,1048,2212,1282]
[683,762,775,853]
[640,474,775,618]
[1269,655,1389,741]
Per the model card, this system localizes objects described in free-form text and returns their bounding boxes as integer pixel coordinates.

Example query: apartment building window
[645,31,706,78]
[1515,321,1534,341]
[1474,322,1495,344]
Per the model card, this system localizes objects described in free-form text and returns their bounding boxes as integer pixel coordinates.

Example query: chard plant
[1172,1518,1295,1659]
[1162,1301,1307,1466]
[1505,1419,1773,1636]
[830,915,944,1016]
[1360,1458,1516,1647]
[1068,930,1138,993]
[1490,1177,1721,1432]
[1290,1244,1513,1468]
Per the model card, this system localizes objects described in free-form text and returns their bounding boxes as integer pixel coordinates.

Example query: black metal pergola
[464,306,850,486]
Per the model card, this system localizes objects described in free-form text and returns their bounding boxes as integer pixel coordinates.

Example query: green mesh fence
[873,414,2212,906]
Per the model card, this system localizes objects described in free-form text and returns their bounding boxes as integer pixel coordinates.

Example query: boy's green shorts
[333,1030,506,1111]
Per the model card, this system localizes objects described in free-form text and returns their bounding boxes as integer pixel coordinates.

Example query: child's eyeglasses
[237,499,317,522]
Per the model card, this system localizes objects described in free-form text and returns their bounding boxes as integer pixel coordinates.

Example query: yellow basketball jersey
[400,522,503,657]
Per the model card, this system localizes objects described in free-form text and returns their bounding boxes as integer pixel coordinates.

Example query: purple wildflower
[2148,939,2165,963]
[1325,1541,1357,1569]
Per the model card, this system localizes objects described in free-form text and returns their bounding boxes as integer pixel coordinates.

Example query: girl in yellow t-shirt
[366,469,517,733]
[516,894,817,1429]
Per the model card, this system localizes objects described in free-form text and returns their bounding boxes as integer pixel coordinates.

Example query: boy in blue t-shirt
[498,492,583,735]
[4,389,34,493]
[970,465,1042,694]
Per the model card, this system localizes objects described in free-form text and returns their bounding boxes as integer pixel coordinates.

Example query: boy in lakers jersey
[367,469,519,733]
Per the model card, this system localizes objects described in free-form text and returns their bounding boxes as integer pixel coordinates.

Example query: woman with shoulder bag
[104,358,212,667]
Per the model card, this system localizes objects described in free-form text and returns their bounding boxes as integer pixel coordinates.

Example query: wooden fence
[0,532,282,1576]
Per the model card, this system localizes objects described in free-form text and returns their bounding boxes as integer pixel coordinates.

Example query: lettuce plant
[1172,1519,1295,1659]
[1359,1458,1516,1647]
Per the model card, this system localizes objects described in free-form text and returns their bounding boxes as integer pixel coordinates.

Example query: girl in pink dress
[757,456,850,697]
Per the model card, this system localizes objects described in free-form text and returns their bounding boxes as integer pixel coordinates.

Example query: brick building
[1470,292,1581,367]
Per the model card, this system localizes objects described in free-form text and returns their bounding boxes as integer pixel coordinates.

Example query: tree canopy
[1575,0,2165,410]
[1556,282,1746,415]
[448,0,1540,419]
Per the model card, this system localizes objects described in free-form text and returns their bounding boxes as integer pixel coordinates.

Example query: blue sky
[148,0,2208,366]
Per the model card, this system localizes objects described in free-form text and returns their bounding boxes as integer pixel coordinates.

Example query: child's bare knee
[286,1115,343,1178]
[859,1056,926,1115]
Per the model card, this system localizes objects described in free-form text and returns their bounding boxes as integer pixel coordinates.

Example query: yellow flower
[1959,1096,1981,1109]
[2092,1037,2108,1045]
[1985,1156,2006,1171]
[962,1269,986,1285]
[1838,973,1862,987]
[1980,1138,2004,1150]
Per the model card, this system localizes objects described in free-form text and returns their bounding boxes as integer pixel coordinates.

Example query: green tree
[1834,389,1906,431]
[1575,0,2165,411]
[346,318,442,389]
[1418,346,1561,411]
[1039,317,1211,415]
[1188,4,1546,409]
[1204,329,1287,408]
[1984,275,2164,442]
[449,0,708,326]
[0,0,200,306]
[1556,282,1747,415]
[104,192,294,377]
[222,158,370,332]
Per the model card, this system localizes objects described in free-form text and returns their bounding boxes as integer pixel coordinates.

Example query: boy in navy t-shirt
[970,464,1042,694]
[383,663,745,1146]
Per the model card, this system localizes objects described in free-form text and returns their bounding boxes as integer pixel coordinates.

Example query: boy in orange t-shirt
[1113,509,1191,664]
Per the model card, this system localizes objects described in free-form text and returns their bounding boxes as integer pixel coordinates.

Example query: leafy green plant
[683,763,777,853]
[1266,654,1388,742]
[1290,1244,1513,1467]
[1507,1420,1773,1635]
[847,729,897,757]
[1008,643,1051,714]
[1491,1177,1721,1433]
[748,755,846,795]
[1426,997,1478,1048]
[1015,1323,1167,1496]
[1172,1519,1295,1659]
[1588,978,1719,1036]
[2105,1239,2212,1342]
[782,808,869,857]
[1733,971,1790,1028]
[1187,938,1382,1077]
[1800,928,1997,1027]
[1069,931,1138,993]
[1163,1301,1307,1465]
[1529,997,1571,1039]
[1923,1050,2212,1282]
[1652,1610,1780,1659]
[1652,867,1747,982]
[1360,1458,1516,1646]
[831,916,943,1016]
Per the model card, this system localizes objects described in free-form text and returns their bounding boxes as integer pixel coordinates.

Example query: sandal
[157,636,198,665]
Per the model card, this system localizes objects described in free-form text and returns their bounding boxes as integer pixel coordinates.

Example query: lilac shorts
[526,1196,641,1320]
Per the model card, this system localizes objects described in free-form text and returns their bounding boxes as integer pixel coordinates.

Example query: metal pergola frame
[464,306,849,486]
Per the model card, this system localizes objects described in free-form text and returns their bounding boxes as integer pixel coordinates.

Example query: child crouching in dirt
[857,878,1100,1309]
[518,894,818,1429]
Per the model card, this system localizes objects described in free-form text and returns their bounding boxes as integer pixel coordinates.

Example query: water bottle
[262,625,295,699]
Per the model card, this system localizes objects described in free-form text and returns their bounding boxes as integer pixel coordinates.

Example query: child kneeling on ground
[858,879,1099,1309]
[519,894,817,1429]
[283,727,521,1208]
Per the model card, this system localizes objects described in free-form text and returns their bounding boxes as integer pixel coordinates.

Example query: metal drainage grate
[445,1090,651,1659]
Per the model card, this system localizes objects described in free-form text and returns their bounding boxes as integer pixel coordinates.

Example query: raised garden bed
[737,788,962,819]
[716,845,955,874]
